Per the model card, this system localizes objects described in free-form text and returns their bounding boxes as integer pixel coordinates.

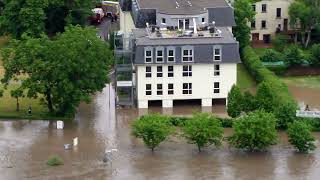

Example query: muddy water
[287,85,320,110]
[1,84,320,180]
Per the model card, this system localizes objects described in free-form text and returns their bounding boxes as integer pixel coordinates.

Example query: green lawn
[281,76,320,89]
[237,64,256,90]
[252,48,271,57]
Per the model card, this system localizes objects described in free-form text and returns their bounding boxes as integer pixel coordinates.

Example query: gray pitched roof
[136,0,230,15]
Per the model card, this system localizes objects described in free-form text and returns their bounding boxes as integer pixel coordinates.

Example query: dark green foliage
[227,85,243,118]
[228,110,278,151]
[170,117,188,127]
[260,49,284,62]
[131,114,174,152]
[1,26,113,116]
[47,155,64,166]
[274,102,297,129]
[287,121,316,153]
[0,89,3,97]
[242,91,256,113]
[256,81,277,112]
[309,44,320,66]
[182,113,224,152]
[10,88,24,111]
[272,35,288,52]
[284,45,305,67]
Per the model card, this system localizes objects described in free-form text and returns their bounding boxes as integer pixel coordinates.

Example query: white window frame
[167,47,175,62]
[182,65,192,77]
[156,47,164,63]
[157,84,163,95]
[168,83,174,95]
[183,83,192,95]
[168,66,174,77]
[145,66,152,78]
[214,64,220,76]
[146,84,152,95]
[214,82,220,94]
[182,46,194,62]
[213,46,222,61]
[157,66,163,77]
[144,47,153,63]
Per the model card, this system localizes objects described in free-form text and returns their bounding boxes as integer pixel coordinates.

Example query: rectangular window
[202,17,205,23]
[262,4,267,13]
[162,18,166,24]
[156,49,164,62]
[214,82,220,94]
[167,49,175,62]
[182,48,193,62]
[182,65,192,77]
[213,47,221,61]
[252,4,256,12]
[168,84,174,95]
[145,66,152,78]
[251,20,256,29]
[168,66,174,77]
[214,65,220,76]
[261,20,266,29]
[157,66,163,77]
[157,84,163,95]
[145,49,152,63]
[146,84,152,95]
[183,83,192,94]
[276,8,281,18]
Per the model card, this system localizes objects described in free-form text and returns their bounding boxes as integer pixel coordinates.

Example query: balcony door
[178,19,190,30]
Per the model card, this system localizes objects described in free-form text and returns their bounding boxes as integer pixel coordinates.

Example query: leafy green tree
[309,44,320,66]
[272,35,289,52]
[256,81,277,113]
[227,85,243,118]
[288,121,316,153]
[242,91,256,113]
[233,0,255,52]
[182,113,224,152]
[228,110,278,151]
[131,114,174,152]
[10,88,24,111]
[284,45,304,67]
[1,26,113,116]
[260,49,284,62]
[274,102,297,129]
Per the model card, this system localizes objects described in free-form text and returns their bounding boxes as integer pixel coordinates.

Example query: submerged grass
[281,76,320,89]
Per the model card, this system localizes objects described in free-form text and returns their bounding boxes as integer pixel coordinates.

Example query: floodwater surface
[1,84,320,180]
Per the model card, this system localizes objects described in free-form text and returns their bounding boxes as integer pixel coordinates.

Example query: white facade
[136,64,237,108]
[250,0,293,42]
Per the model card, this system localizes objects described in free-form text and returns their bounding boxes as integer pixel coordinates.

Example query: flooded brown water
[287,85,320,110]
[1,84,320,180]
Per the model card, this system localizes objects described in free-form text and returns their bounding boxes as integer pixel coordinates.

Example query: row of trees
[131,112,316,153]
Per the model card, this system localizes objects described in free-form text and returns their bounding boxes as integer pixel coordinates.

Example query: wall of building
[136,63,237,108]
[156,13,208,29]
[250,0,293,41]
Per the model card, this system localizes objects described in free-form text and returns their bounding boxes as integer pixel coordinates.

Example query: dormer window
[162,18,166,24]
[145,47,153,63]
[167,47,175,62]
[213,46,222,61]
[182,46,193,62]
[156,47,164,63]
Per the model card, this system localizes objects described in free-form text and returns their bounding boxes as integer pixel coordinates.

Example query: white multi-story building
[116,0,240,109]
[250,0,293,44]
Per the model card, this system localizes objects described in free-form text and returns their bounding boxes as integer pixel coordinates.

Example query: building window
[182,65,192,77]
[276,8,281,18]
[162,18,166,24]
[146,84,152,95]
[261,20,266,29]
[213,47,221,61]
[156,48,164,62]
[183,83,192,94]
[145,66,152,78]
[214,82,220,94]
[262,4,267,13]
[157,66,163,77]
[214,65,220,76]
[182,48,193,62]
[167,48,175,62]
[168,84,174,95]
[202,17,205,23]
[168,66,174,77]
[157,84,163,95]
[252,4,256,12]
[145,49,153,63]
[251,20,256,29]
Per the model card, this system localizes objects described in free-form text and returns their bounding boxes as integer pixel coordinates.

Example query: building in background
[115,0,240,109]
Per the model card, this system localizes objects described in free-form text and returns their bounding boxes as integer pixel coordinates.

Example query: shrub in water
[287,121,316,153]
[47,155,64,166]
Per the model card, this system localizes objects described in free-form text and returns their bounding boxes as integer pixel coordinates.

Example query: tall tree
[227,85,243,118]
[233,0,255,52]
[10,88,24,111]
[1,26,113,116]
[289,0,320,47]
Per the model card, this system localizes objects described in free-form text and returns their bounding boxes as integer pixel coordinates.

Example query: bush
[274,102,297,129]
[272,35,288,52]
[131,114,174,152]
[260,49,284,62]
[47,155,64,166]
[182,113,224,152]
[242,91,257,113]
[309,44,320,66]
[256,81,277,112]
[287,121,316,153]
[227,85,243,118]
[284,45,304,67]
[228,110,278,151]
[170,117,188,127]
